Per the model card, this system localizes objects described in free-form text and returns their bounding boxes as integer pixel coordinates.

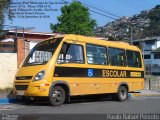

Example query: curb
[0,98,17,104]
[131,93,160,97]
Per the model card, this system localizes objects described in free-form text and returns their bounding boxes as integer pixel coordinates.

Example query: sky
[5,0,160,32]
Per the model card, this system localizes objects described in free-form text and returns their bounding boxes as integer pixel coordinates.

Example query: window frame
[126,49,142,68]
[154,53,160,59]
[86,43,108,65]
[144,54,151,59]
[57,42,85,64]
[85,43,142,68]
[107,47,127,67]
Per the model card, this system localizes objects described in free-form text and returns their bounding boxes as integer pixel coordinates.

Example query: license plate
[17,91,24,96]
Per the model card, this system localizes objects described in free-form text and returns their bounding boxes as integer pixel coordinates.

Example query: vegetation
[144,5,160,37]
[95,5,160,40]
[50,1,97,36]
[0,0,12,29]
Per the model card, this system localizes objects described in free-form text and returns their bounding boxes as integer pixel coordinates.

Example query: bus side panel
[53,77,144,96]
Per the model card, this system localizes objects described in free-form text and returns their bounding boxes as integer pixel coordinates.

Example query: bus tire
[49,86,66,106]
[117,86,128,101]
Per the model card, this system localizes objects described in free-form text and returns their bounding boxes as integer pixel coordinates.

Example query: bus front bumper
[14,81,50,97]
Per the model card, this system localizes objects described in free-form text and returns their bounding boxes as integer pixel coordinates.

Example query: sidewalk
[0,91,17,104]
[132,89,160,97]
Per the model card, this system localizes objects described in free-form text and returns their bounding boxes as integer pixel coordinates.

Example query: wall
[29,41,37,50]
[0,53,17,89]
[145,76,160,90]
[17,38,25,67]
[17,40,38,67]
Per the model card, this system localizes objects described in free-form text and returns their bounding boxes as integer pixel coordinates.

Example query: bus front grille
[16,76,32,80]
[15,85,28,90]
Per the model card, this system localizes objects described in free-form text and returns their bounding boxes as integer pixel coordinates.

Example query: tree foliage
[50,1,97,36]
[0,0,12,30]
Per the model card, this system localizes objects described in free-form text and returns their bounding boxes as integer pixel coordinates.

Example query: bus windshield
[23,38,62,66]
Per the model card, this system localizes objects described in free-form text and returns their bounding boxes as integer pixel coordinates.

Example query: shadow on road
[15,94,118,106]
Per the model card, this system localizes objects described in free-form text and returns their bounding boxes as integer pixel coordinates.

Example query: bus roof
[62,34,141,52]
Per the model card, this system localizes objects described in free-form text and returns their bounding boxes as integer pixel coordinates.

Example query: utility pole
[130,27,133,45]
[126,27,133,45]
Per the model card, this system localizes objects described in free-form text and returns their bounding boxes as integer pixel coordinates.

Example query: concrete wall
[0,53,17,89]
[145,76,160,90]
[29,41,37,50]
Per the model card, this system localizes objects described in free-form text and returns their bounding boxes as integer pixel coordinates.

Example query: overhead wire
[116,0,142,11]
[81,0,122,16]
[89,10,117,20]
[127,0,146,9]
[75,0,119,20]
[80,0,121,18]
[133,0,149,8]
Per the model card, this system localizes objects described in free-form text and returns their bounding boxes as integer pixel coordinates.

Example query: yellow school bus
[13,34,144,106]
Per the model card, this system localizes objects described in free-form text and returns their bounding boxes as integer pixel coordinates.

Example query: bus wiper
[27,62,44,65]
[29,61,48,65]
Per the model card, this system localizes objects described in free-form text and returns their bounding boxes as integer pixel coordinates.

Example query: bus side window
[126,50,142,68]
[86,44,107,65]
[134,52,142,68]
[57,43,84,64]
[108,47,126,66]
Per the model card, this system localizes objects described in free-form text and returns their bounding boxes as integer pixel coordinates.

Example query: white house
[133,36,160,75]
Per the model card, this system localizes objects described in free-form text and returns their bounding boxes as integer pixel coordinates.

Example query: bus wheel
[49,86,66,106]
[117,86,128,101]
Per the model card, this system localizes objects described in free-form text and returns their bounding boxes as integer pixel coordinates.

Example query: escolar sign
[102,70,127,78]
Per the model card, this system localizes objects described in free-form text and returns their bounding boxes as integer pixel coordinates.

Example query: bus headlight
[34,70,46,81]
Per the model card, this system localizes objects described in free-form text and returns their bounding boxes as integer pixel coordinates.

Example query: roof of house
[133,37,159,42]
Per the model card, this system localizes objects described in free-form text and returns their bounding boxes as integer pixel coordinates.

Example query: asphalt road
[0,96,160,120]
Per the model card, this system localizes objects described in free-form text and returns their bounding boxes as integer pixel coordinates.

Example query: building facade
[0,31,58,89]
[133,36,160,75]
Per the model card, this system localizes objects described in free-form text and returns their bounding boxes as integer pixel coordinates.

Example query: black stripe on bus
[54,67,144,78]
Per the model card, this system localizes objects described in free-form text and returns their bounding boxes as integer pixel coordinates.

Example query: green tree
[50,1,97,36]
[0,0,12,39]
[0,0,12,28]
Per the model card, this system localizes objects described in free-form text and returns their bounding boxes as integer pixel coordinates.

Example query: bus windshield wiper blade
[27,62,44,65]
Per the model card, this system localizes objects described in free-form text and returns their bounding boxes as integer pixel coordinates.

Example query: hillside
[95,5,160,41]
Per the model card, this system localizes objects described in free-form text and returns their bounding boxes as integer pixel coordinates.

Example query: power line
[133,0,149,8]
[81,1,120,18]
[79,0,121,18]
[89,10,117,20]
[75,0,119,20]
[117,0,142,11]
[65,0,119,20]
[127,0,146,9]
[81,0,122,16]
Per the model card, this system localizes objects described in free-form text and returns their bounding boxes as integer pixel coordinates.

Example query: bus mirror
[62,43,67,54]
